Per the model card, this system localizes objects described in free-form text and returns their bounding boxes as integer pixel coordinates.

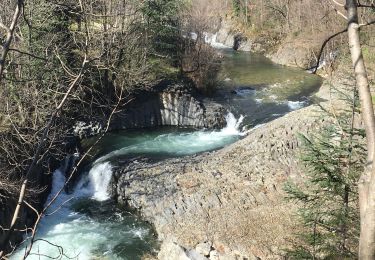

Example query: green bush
[285,89,365,259]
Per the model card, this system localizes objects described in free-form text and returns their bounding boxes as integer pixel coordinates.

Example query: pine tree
[285,88,365,259]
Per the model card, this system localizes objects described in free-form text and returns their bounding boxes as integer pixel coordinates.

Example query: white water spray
[204,32,230,49]
[287,100,306,110]
[11,161,152,260]
[95,112,245,163]
[220,113,245,136]
[75,162,113,201]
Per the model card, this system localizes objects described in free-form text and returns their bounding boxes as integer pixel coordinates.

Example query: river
[12,50,321,260]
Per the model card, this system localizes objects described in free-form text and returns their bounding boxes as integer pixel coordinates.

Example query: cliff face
[111,83,226,130]
[74,82,227,139]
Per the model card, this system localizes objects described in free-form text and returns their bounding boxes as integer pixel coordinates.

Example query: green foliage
[142,0,185,67]
[285,90,365,259]
[232,0,241,16]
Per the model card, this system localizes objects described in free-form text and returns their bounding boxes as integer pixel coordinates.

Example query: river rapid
[12,49,321,259]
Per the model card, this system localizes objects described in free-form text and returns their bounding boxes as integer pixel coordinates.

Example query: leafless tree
[0,0,162,257]
[343,1,375,259]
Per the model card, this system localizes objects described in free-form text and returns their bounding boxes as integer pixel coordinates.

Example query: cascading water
[11,162,156,260]
[12,113,245,260]
[94,112,245,163]
[75,162,113,201]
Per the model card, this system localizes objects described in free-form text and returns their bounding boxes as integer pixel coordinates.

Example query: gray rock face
[215,21,253,52]
[267,44,314,68]
[74,82,226,139]
[112,104,323,260]
[111,80,357,260]
[158,239,209,260]
[112,83,226,130]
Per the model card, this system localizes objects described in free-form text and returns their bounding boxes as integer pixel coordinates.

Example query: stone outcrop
[215,21,253,52]
[110,79,355,260]
[111,83,226,130]
[267,41,315,68]
[112,103,324,259]
[212,19,325,70]
[73,81,226,139]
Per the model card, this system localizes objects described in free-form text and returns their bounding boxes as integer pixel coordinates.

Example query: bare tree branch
[0,0,24,83]
[0,55,88,258]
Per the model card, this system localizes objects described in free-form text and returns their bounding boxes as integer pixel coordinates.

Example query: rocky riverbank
[110,77,353,259]
[74,81,226,139]
[210,19,329,70]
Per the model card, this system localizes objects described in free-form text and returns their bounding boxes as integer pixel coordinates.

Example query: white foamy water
[204,32,230,49]
[12,113,245,259]
[11,162,152,260]
[287,100,306,110]
[75,162,113,201]
[221,113,245,135]
[95,112,245,163]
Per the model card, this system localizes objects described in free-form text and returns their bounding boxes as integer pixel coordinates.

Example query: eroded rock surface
[112,103,325,259]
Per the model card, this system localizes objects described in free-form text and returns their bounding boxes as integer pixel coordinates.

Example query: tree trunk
[345,0,375,259]
[0,0,23,83]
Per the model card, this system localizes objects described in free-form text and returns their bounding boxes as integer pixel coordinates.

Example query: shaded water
[12,50,321,259]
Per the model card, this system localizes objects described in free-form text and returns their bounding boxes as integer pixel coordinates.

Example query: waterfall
[204,32,229,49]
[220,113,245,136]
[11,160,153,260]
[75,162,113,201]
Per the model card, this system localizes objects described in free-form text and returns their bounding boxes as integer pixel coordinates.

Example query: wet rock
[233,34,248,51]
